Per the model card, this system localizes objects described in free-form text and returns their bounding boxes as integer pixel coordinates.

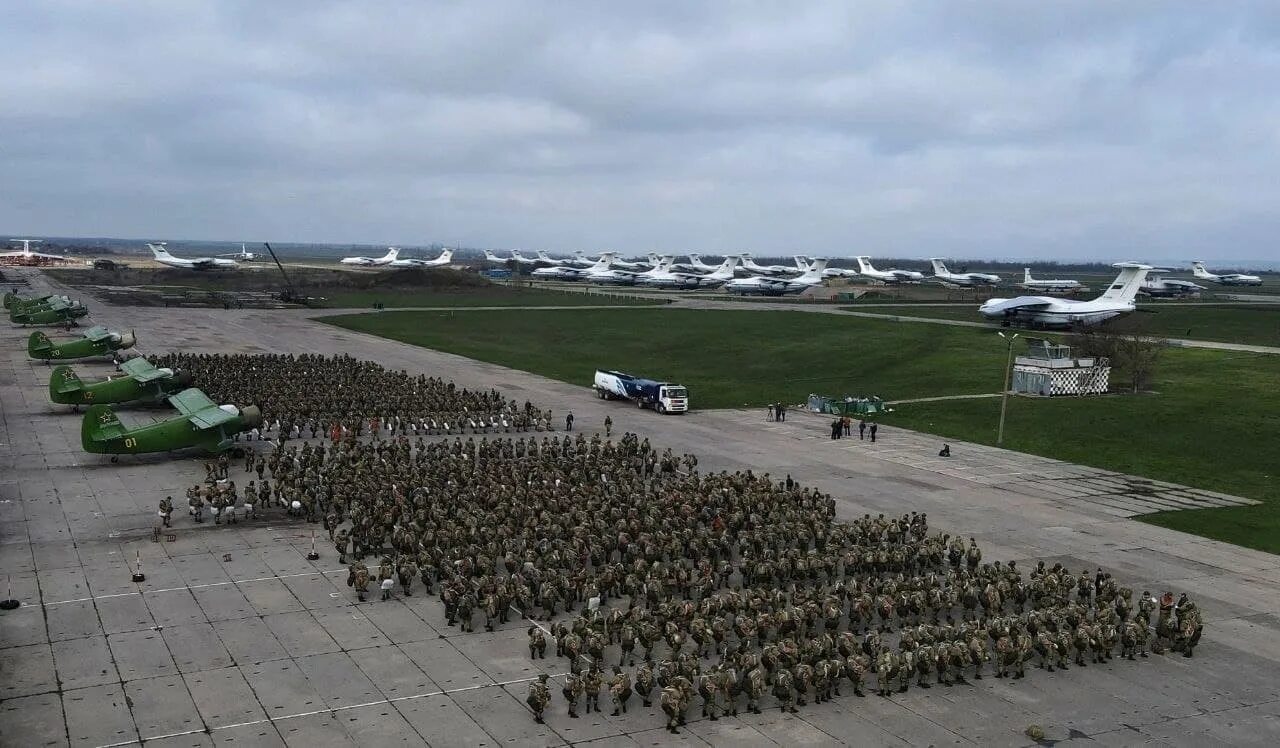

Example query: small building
[1011,339,1109,396]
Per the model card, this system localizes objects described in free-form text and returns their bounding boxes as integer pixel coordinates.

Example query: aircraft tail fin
[1099,263,1153,303]
[3,292,17,310]
[146,242,171,259]
[381,247,399,262]
[713,256,738,275]
[797,258,827,283]
[438,249,453,264]
[50,365,84,399]
[855,256,874,274]
[930,258,949,276]
[1190,261,1213,279]
[81,404,127,452]
[28,331,53,359]
[1024,268,1033,283]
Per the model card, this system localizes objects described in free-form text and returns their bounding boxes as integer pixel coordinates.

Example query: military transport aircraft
[148,242,239,269]
[930,258,1001,287]
[49,357,192,409]
[1140,269,1205,298]
[340,247,400,266]
[28,327,136,361]
[82,387,261,460]
[10,295,90,325]
[978,262,1152,328]
[388,248,454,268]
[1019,268,1085,294]
[1190,261,1263,287]
[725,259,828,296]
[854,256,925,284]
[0,239,72,265]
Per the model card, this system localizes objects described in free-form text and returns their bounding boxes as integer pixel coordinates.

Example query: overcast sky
[3,1,1278,262]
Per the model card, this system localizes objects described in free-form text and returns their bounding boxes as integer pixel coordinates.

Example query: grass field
[324,306,1279,554]
[839,303,1280,347]
[315,287,666,308]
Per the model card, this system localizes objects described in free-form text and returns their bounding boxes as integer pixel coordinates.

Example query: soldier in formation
[165,352,1204,731]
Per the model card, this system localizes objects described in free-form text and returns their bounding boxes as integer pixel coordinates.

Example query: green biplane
[5,292,56,310]
[9,295,89,325]
[49,357,192,408]
[28,326,137,361]
[82,387,262,460]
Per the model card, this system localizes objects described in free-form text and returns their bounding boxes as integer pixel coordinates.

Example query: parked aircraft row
[339,247,455,268]
[131,239,1269,299]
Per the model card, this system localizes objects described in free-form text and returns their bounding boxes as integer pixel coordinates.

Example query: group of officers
[167,353,1206,734]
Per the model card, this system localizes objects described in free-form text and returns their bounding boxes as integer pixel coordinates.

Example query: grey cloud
[1,0,1278,261]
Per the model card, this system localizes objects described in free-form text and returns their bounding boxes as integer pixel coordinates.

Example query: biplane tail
[3,292,18,310]
[28,331,54,359]
[81,405,127,452]
[50,366,84,401]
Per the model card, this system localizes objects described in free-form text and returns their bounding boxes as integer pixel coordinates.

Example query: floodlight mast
[997,331,1019,446]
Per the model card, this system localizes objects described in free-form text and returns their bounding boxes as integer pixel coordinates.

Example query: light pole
[996,331,1019,446]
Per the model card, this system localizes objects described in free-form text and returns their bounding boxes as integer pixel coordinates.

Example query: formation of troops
[165,354,1206,733]
[152,352,560,437]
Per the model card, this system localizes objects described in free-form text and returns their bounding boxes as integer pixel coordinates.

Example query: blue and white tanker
[593,369,689,414]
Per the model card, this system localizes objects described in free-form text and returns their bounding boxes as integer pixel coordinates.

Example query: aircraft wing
[980,296,1054,314]
[120,357,165,383]
[169,388,236,429]
[83,326,112,342]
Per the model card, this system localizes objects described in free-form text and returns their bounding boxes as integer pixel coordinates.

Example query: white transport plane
[794,255,858,278]
[389,248,454,268]
[854,256,924,284]
[1019,268,1085,294]
[930,258,1000,287]
[532,253,616,281]
[738,253,796,276]
[218,244,259,261]
[1141,269,1204,298]
[585,253,653,285]
[1191,261,1263,286]
[534,250,568,266]
[340,247,399,266]
[639,256,739,289]
[1,239,72,264]
[725,259,828,296]
[684,254,722,273]
[979,262,1152,328]
[147,242,239,269]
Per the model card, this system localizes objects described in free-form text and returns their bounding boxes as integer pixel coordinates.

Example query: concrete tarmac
[2,269,1279,747]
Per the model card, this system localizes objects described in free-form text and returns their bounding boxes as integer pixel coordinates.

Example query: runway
[2,268,1278,747]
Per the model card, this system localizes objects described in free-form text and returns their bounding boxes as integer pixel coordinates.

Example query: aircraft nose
[239,405,263,429]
